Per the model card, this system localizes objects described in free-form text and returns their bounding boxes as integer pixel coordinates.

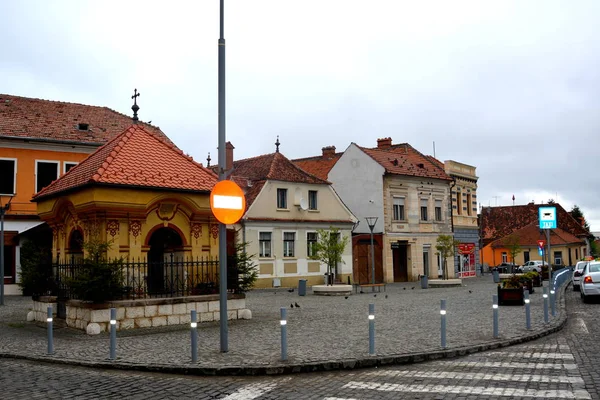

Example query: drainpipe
[449,178,457,276]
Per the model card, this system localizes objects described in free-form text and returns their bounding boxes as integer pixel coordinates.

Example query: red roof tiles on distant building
[32,125,217,200]
[490,222,583,248]
[292,146,343,180]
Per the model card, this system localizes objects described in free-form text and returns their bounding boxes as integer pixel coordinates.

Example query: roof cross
[131,89,140,123]
[275,135,280,153]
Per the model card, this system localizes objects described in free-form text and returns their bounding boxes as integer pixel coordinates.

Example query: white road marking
[573,317,590,334]
[363,369,584,384]
[221,382,279,399]
[342,381,592,399]
[483,351,574,360]
[439,360,578,370]
[517,344,571,351]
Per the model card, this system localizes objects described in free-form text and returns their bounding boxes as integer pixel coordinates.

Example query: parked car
[580,261,600,303]
[518,260,547,273]
[493,262,518,273]
[572,261,589,291]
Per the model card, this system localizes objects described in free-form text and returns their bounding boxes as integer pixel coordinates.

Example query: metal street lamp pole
[0,197,12,306]
[365,217,378,292]
[218,0,228,352]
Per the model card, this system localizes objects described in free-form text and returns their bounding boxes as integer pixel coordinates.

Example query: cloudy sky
[1,1,599,230]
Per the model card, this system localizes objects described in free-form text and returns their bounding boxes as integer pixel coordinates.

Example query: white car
[518,260,546,273]
[572,261,588,291]
[580,261,600,303]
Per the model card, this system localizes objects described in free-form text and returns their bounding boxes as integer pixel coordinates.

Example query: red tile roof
[32,125,217,200]
[490,222,583,248]
[0,93,172,146]
[360,143,452,181]
[292,151,343,181]
[480,203,589,246]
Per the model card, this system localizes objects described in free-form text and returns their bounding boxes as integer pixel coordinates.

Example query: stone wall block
[126,306,144,319]
[90,309,110,323]
[167,315,180,325]
[173,303,186,315]
[213,311,220,321]
[120,319,135,330]
[180,313,191,324]
[228,299,246,310]
[116,308,126,320]
[158,304,173,316]
[200,312,214,322]
[145,305,158,317]
[135,318,151,328]
[208,301,219,312]
[227,310,237,320]
[67,307,77,320]
[152,316,167,327]
[196,302,209,313]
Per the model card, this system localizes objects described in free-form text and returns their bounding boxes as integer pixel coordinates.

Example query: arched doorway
[147,227,184,294]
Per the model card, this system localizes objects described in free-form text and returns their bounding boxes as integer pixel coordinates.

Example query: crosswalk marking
[519,344,571,351]
[363,369,584,384]
[573,317,590,334]
[221,382,279,400]
[483,351,574,360]
[440,360,578,370]
[342,381,591,399]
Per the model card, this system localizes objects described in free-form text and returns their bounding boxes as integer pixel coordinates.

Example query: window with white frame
[393,197,405,221]
[307,232,317,257]
[502,252,507,263]
[308,190,318,210]
[64,162,78,174]
[554,251,563,265]
[277,188,288,209]
[434,199,442,221]
[259,232,272,257]
[36,160,59,193]
[0,158,16,195]
[283,232,295,257]
[420,198,428,221]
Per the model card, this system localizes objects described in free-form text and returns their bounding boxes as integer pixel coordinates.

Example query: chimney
[377,137,392,149]
[322,146,336,158]
[226,141,234,172]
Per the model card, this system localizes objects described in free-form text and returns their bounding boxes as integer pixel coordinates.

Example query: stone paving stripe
[323,398,358,400]
[342,381,592,399]
[573,317,590,334]
[521,344,571,351]
[362,369,585,384]
[483,351,575,360]
[221,381,279,399]
[438,360,578,370]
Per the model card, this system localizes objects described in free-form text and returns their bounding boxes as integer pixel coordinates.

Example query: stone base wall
[28,296,57,322]
[32,294,251,335]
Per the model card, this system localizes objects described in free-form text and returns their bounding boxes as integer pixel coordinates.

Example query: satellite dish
[299,198,308,211]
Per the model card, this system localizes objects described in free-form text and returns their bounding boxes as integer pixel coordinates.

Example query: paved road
[1,287,598,399]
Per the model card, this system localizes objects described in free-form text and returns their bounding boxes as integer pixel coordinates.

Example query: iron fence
[54,254,240,300]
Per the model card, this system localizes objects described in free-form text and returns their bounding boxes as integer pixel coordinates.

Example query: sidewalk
[0,276,567,376]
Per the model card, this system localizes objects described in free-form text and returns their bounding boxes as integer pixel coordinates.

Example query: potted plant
[498,274,525,306]
[519,273,534,294]
[525,270,542,287]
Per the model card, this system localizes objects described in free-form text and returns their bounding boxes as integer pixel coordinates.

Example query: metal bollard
[492,295,499,338]
[524,290,531,330]
[368,304,375,355]
[47,306,54,355]
[280,307,287,361]
[109,308,117,360]
[191,310,198,363]
[543,288,549,324]
[440,300,447,349]
[550,287,556,317]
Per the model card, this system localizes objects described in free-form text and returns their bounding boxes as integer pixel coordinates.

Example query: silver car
[572,261,588,291]
[580,261,600,303]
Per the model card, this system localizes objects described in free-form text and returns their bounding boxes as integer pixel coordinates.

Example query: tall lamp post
[1,195,14,306]
[365,217,378,291]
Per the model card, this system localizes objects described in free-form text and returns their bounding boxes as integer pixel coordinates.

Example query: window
[434,199,442,221]
[554,251,563,265]
[456,192,462,215]
[393,197,405,221]
[64,162,78,174]
[501,252,507,263]
[467,194,472,216]
[283,232,295,257]
[523,251,530,263]
[259,232,272,257]
[307,232,317,257]
[277,188,288,209]
[36,160,59,193]
[423,247,430,276]
[0,158,16,195]
[308,190,318,210]
[420,199,428,221]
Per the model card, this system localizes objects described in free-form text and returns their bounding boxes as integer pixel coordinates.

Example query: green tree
[436,234,460,280]
[309,227,349,285]
[18,239,54,297]
[228,241,258,293]
[504,234,522,266]
[570,205,596,258]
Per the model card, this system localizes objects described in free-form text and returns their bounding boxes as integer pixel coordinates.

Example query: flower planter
[521,279,534,294]
[498,286,524,306]
[532,275,542,287]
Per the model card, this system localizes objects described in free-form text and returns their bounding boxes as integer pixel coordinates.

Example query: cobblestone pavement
[1,285,597,399]
[0,277,567,375]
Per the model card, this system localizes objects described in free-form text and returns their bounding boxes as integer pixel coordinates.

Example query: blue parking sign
[539,207,557,229]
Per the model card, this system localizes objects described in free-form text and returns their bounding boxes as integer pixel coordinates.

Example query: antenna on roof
[275,135,280,153]
[433,141,436,159]
[131,88,140,124]
[207,152,211,167]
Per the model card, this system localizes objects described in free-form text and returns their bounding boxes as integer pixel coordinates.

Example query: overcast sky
[2,1,599,231]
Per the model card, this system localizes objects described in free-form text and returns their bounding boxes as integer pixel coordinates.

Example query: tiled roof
[360,143,453,181]
[0,93,172,146]
[245,217,355,224]
[32,125,217,200]
[490,222,583,248]
[480,203,589,246]
[292,152,343,180]
[425,155,445,170]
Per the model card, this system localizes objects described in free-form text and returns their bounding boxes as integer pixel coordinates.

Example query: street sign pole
[546,229,552,283]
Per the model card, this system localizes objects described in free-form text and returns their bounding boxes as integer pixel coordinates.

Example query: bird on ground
[294,302,300,308]
[411,287,415,290]
[374,294,377,298]
[403,287,406,290]
[360,290,364,294]
[290,303,294,308]
[287,288,294,293]
[344,296,349,299]
[385,295,388,299]
[469,290,472,294]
